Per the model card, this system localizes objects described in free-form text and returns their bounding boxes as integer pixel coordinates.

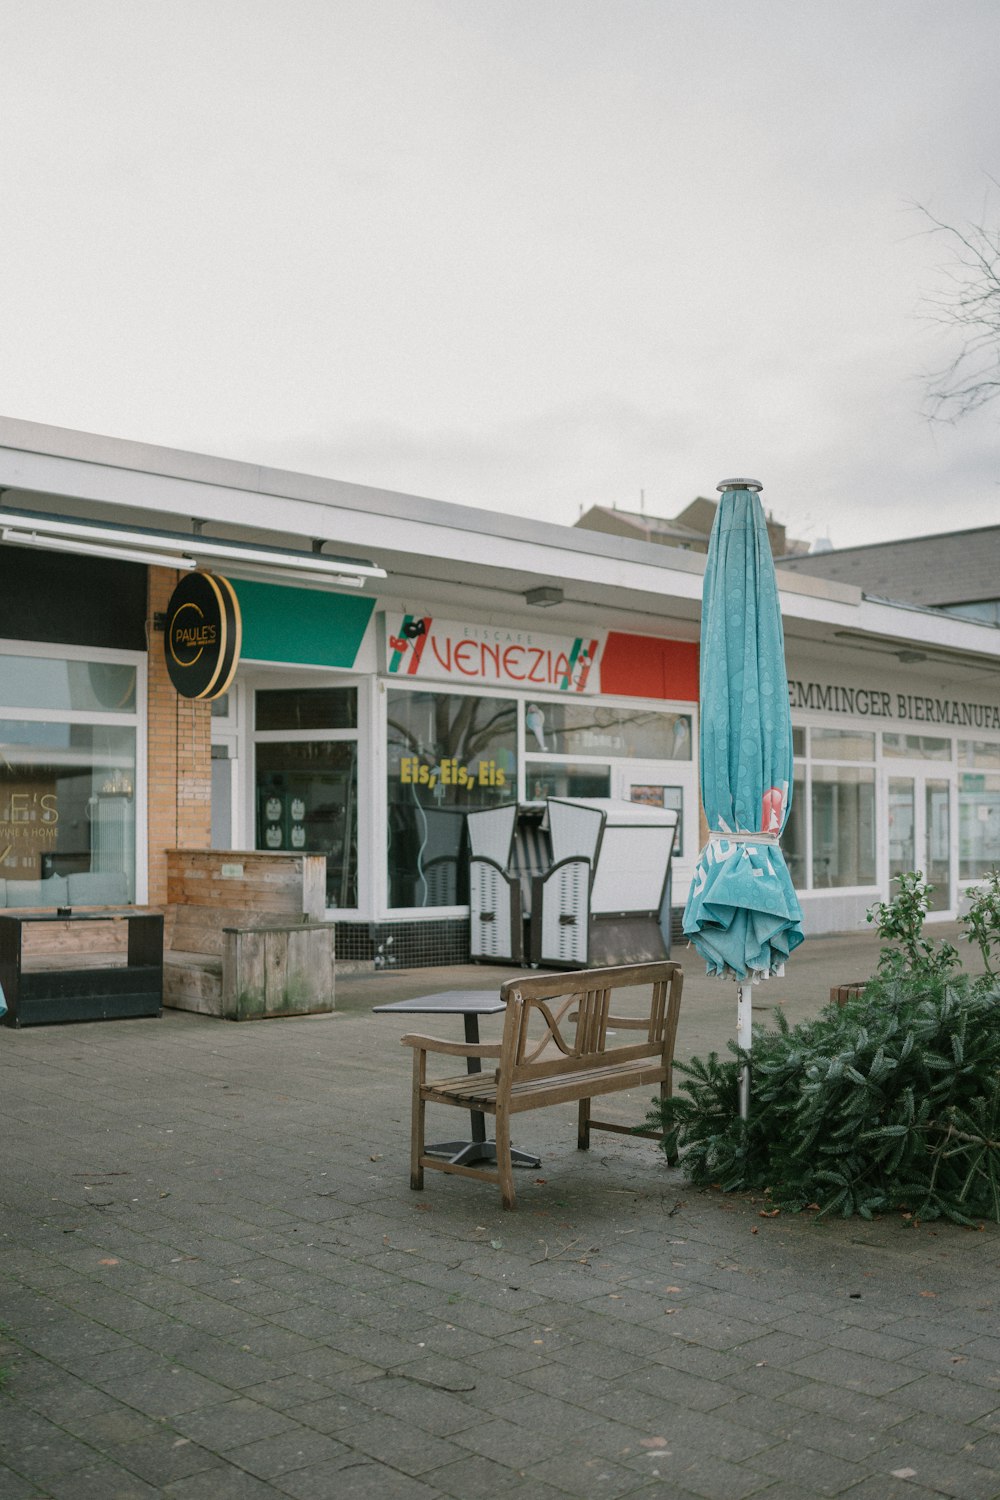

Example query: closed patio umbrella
[683,479,804,1116]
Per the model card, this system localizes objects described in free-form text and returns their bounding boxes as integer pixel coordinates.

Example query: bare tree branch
[917,197,1000,423]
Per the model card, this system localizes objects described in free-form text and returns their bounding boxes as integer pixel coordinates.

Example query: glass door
[924,777,952,912]
[252,680,362,912]
[887,770,953,914]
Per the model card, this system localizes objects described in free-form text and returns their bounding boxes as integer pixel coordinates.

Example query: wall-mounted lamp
[525,586,563,608]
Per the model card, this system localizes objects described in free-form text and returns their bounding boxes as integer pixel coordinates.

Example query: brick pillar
[146,567,212,904]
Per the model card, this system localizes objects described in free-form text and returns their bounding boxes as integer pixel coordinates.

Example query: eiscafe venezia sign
[789,678,1000,730]
[384,613,605,694]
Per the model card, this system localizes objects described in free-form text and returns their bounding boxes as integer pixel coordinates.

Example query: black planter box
[0,911,163,1027]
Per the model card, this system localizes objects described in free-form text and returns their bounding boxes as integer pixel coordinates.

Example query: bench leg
[660,1077,679,1167]
[410,1050,425,1191]
[495,1103,516,1210]
[577,1097,591,1151]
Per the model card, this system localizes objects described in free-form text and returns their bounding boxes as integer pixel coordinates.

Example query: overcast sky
[1,0,998,550]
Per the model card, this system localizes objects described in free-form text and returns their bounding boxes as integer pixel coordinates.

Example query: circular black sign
[164,572,242,700]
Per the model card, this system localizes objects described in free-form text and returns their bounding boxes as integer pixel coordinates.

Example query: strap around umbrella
[709,829,781,847]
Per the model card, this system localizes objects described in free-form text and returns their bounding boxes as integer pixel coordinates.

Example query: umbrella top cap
[716,478,763,493]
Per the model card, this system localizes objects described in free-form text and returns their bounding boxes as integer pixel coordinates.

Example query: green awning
[231,580,374,669]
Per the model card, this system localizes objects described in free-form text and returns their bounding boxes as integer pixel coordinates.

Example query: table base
[425,1139,541,1169]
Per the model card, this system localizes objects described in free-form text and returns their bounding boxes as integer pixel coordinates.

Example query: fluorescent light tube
[1,529,198,570]
[0,509,385,581]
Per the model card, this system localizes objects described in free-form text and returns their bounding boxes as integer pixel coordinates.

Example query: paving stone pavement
[1,926,999,1498]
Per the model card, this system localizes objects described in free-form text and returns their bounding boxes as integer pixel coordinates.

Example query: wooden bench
[164,850,336,1020]
[403,960,683,1209]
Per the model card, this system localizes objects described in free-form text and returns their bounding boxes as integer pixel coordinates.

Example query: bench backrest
[497,961,683,1087]
[165,849,327,954]
[170,904,314,956]
[166,849,326,917]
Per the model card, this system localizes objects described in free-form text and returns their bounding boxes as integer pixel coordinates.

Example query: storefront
[2,415,1000,966]
[783,652,1000,931]
[205,608,701,965]
[204,602,1000,959]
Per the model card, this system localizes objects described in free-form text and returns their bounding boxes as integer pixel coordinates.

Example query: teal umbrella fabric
[683,481,804,979]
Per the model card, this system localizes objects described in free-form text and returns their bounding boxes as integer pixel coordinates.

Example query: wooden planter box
[830,982,868,1007]
[220,922,335,1021]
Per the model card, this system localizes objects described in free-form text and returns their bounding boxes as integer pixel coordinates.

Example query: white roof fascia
[2,417,999,662]
[855,594,1000,658]
[0,424,705,603]
[0,420,863,603]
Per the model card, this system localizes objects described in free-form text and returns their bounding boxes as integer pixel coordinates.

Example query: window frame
[787,717,879,896]
[0,637,148,903]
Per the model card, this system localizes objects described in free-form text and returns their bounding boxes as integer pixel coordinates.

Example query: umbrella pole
[737,981,752,1119]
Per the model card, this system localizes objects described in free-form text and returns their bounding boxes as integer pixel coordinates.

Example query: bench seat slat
[423,1058,668,1113]
[165,950,224,975]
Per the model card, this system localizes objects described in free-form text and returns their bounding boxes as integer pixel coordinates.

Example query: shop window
[387,689,516,908]
[0,546,147,651]
[524,702,691,759]
[882,732,951,761]
[255,741,358,907]
[525,762,611,802]
[959,739,1000,770]
[0,719,136,900]
[256,687,357,731]
[0,654,136,713]
[959,771,1000,879]
[809,727,875,762]
[811,765,876,888]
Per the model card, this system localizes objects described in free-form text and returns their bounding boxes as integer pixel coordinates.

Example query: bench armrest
[400,1033,502,1059]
